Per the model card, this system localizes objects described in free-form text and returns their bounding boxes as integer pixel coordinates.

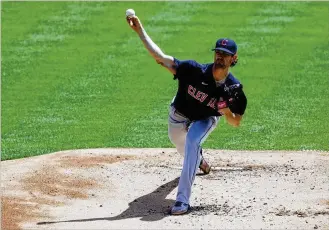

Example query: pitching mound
[1,148,329,229]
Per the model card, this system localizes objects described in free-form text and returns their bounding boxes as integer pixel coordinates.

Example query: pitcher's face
[213,50,234,69]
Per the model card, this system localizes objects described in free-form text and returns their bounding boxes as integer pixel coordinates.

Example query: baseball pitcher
[126,14,247,215]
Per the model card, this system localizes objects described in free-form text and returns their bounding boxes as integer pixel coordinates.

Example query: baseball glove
[217,84,246,115]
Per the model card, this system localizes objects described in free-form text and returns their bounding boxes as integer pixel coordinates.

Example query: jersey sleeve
[229,90,247,115]
[173,58,199,80]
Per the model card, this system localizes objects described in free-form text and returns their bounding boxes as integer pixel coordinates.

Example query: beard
[214,59,227,69]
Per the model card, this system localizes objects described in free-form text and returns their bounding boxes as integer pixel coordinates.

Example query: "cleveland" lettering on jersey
[188,85,208,102]
[188,85,220,110]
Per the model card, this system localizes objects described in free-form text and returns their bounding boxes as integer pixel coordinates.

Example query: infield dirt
[1,148,329,229]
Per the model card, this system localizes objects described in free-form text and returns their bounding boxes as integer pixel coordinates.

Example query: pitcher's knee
[168,133,177,145]
[168,134,185,154]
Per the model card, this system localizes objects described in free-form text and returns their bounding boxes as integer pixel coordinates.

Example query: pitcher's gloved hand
[225,84,243,103]
[226,84,247,115]
[217,84,245,115]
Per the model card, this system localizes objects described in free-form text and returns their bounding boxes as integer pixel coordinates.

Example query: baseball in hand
[126,9,135,18]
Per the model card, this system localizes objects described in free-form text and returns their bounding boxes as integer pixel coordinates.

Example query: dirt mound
[1,148,329,229]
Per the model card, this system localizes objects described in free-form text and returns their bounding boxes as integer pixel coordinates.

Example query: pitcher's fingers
[126,17,133,27]
[131,16,140,26]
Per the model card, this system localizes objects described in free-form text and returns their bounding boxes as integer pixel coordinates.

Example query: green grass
[1,2,329,160]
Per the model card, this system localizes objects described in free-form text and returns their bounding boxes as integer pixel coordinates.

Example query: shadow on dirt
[37,177,179,224]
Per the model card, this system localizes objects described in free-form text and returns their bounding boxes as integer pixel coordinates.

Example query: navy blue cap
[212,38,237,55]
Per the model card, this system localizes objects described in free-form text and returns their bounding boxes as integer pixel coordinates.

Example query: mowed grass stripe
[207,2,311,149]
[205,2,329,150]
[2,3,110,118]
[2,2,328,160]
[1,2,172,159]
[2,2,108,111]
[1,2,67,43]
[1,2,75,87]
[256,2,329,150]
[262,3,329,150]
[1,2,128,158]
[2,2,260,159]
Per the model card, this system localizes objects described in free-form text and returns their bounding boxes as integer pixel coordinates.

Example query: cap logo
[221,39,228,46]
